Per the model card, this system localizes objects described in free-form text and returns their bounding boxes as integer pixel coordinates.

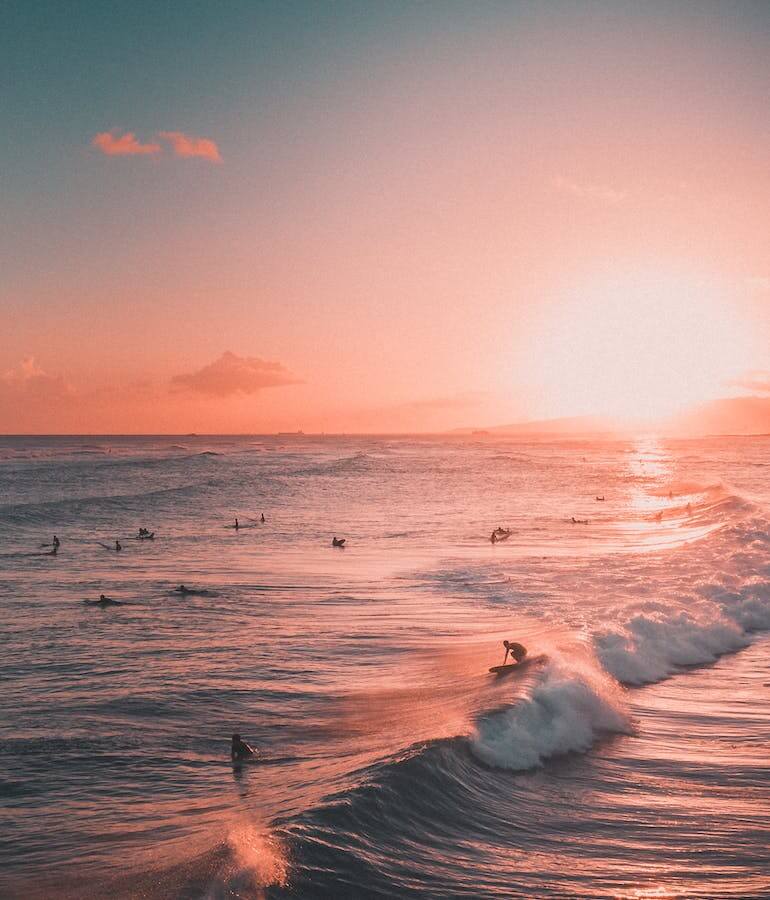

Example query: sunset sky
[2,0,769,433]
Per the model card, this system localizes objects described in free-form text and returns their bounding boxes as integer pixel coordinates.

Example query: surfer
[260,513,265,523]
[502,640,527,664]
[595,495,605,501]
[53,535,60,548]
[231,733,257,761]
[235,518,239,530]
[571,517,588,525]
[332,536,346,547]
[490,531,497,544]
[87,594,123,606]
[115,540,122,552]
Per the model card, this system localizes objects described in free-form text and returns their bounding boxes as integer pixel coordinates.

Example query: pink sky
[2,3,769,433]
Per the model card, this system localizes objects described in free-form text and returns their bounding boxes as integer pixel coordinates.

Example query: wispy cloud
[91,129,221,162]
[553,175,627,205]
[170,351,300,397]
[158,131,222,162]
[92,130,161,156]
[729,370,770,394]
[1,357,74,401]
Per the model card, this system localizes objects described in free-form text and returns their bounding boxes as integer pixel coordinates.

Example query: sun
[527,264,753,423]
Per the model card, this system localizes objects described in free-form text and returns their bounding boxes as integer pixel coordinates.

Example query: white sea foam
[594,602,748,685]
[470,654,631,770]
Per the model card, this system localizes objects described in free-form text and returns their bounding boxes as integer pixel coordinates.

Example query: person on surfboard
[231,733,257,761]
[502,640,527,665]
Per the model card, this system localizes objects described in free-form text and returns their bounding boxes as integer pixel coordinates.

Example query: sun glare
[528,265,752,422]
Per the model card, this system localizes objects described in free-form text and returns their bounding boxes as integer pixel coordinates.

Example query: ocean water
[1,434,769,899]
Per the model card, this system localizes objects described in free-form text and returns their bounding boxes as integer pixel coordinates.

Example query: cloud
[729,370,770,394]
[170,352,300,397]
[0,357,75,405]
[92,130,161,156]
[553,175,627,205]
[158,131,222,162]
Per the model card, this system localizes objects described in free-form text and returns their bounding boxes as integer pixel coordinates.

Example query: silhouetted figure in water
[235,518,239,530]
[490,531,498,544]
[571,517,588,525]
[87,594,123,607]
[53,535,60,548]
[260,513,265,523]
[231,733,257,761]
[332,536,346,547]
[595,495,605,501]
[115,540,122,552]
[502,640,527,665]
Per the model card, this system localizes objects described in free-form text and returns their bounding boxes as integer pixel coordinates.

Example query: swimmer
[53,535,60,548]
[231,733,257,761]
[260,513,265,523]
[595,495,605,501]
[115,540,122,552]
[332,536,346,547]
[86,594,123,607]
[174,585,193,595]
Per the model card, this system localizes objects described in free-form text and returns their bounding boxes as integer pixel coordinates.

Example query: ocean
[1,434,768,898]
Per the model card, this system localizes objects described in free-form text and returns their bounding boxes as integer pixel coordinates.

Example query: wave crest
[470,655,631,770]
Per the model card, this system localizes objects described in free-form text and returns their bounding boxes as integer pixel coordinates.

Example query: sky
[1,0,769,433]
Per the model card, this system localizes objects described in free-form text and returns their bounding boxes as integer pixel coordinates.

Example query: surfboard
[488,653,545,675]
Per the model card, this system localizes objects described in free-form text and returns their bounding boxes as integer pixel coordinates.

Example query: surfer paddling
[85,594,123,607]
[332,536,346,547]
[231,733,257,762]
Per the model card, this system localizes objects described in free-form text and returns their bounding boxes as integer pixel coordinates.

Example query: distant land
[453,396,770,438]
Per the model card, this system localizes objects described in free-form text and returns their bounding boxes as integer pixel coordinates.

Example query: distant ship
[278,430,305,436]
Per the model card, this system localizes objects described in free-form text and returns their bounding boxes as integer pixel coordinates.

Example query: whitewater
[0,434,768,898]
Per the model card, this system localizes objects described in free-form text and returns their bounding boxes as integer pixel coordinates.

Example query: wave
[595,602,749,685]
[594,515,770,685]
[0,479,221,526]
[470,652,631,770]
[290,451,376,477]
